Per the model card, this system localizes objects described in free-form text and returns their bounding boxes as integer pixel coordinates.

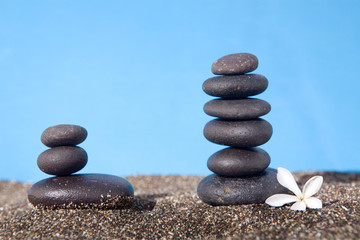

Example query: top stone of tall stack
[211,53,258,75]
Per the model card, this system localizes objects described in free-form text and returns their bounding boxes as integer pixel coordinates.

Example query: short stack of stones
[28,124,134,208]
[197,53,288,205]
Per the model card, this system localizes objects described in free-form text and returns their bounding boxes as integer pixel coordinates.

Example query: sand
[0,172,359,239]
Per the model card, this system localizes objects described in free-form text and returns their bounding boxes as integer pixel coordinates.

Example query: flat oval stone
[203,74,268,98]
[41,124,88,147]
[204,119,272,147]
[211,53,258,75]
[37,146,88,176]
[207,147,270,177]
[204,98,271,120]
[197,169,289,205]
[28,174,134,208]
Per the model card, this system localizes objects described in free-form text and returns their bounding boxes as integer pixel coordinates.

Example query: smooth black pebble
[204,98,271,120]
[197,168,289,206]
[37,146,88,176]
[28,174,134,208]
[41,124,88,147]
[204,118,272,147]
[207,147,270,177]
[203,74,268,98]
[211,53,258,75]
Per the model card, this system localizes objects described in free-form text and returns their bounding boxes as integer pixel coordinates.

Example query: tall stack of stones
[197,53,288,206]
[28,124,134,208]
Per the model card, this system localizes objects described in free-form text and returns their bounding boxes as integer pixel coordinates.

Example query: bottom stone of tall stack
[197,168,289,206]
[28,174,134,209]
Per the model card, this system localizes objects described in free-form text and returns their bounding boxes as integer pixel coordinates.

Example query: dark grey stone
[202,74,268,98]
[211,53,258,75]
[204,119,272,147]
[197,169,289,205]
[37,146,88,176]
[204,98,271,120]
[207,147,270,177]
[28,174,134,208]
[41,124,88,147]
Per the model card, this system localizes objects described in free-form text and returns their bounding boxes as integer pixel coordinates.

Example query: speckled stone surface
[37,146,88,176]
[41,124,88,147]
[207,147,270,177]
[28,174,134,208]
[211,53,258,75]
[203,74,268,98]
[204,118,273,147]
[204,98,271,120]
[197,169,289,205]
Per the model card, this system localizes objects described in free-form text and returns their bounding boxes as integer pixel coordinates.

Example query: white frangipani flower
[265,167,323,211]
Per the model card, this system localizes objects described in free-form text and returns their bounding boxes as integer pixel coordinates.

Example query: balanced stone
[28,174,134,208]
[204,119,272,147]
[197,168,289,205]
[207,147,270,177]
[41,124,88,147]
[203,74,268,98]
[37,146,88,176]
[204,98,271,120]
[212,53,258,75]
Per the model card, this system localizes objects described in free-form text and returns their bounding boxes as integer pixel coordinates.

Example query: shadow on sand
[131,193,169,211]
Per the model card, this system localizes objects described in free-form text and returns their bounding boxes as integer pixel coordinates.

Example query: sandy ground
[0,172,359,239]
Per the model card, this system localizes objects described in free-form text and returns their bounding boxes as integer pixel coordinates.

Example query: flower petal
[290,201,306,211]
[302,176,323,198]
[265,194,299,207]
[304,197,322,209]
[277,167,302,198]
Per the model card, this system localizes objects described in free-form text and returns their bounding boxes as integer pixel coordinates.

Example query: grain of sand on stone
[0,172,359,239]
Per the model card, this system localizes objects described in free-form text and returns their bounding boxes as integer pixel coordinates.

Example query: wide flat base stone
[197,168,289,206]
[28,174,134,209]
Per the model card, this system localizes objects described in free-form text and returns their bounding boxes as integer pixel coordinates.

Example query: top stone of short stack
[211,53,258,75]
[41,124,88,147]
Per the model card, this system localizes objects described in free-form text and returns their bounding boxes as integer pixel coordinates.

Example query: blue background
[1,1,359,182]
